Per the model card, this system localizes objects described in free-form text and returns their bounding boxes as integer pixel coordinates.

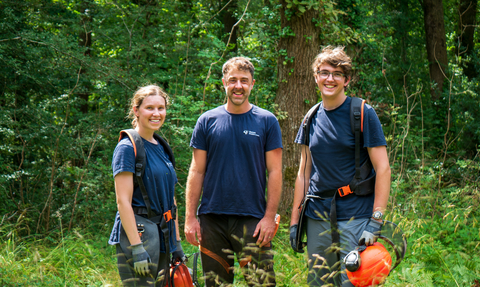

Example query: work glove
[289,224,304,253]
[131,242,151,276]
[171,240,186,263]
[359,219,383,246]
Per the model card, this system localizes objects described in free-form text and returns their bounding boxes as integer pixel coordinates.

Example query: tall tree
[221,0,239,53]
[78,2,93,114]
[275,1,320,213]
[458,0,478,80]
[422,0,448,99]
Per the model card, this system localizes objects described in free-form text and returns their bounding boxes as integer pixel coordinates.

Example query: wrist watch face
[372,211,383,220]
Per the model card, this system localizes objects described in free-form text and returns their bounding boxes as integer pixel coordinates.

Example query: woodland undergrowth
[1,154,479,286]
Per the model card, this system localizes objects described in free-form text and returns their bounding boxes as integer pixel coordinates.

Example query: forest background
[0,0,479,286]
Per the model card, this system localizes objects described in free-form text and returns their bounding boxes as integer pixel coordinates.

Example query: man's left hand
[253,216,276,247]
[171,240,186,263]
[359,219,383,246]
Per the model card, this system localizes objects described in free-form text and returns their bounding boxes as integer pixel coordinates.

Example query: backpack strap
[302,102,322,146]
[119,129,156,218]
[350,97,365,182]
[119,129,146,179]
[348,98,375,194]
[153,133,176,169]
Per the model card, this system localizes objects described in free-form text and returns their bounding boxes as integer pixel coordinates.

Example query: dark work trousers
[198,214,276,287]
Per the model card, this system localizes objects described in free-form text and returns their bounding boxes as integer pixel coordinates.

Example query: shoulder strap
[302,102,322,146]
[118,129,155,218]
[119,129,146,179]
[350,97,365,134]
[350,97,366,181]
[153,133,176,169]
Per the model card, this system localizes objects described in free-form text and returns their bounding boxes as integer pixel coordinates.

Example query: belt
[133,206,175,222]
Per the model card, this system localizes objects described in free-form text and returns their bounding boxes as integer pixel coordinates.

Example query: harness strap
[330,193,341,264]
[160,217,171,287]
[236,246,271,269]
[136,173,156,218]
[199,246,231,274]
[239,256,252,268]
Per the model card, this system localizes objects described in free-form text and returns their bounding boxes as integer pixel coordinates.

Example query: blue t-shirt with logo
[190,105,283,219]
[108,135,178,253]
[295,97,387,221]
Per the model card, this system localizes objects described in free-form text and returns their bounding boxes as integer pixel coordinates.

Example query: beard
[227,90,249,106]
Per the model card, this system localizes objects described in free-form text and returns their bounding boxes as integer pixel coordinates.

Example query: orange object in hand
[346,242,392,287]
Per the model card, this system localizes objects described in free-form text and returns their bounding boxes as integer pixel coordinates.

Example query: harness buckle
[338,185,353,197]
[163,210,173,222]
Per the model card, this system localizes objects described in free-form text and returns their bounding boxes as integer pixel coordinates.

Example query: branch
[36,67,82,234]
[201,0,252,111]
[68,128,101,231]
[0,37,21,42]
[205,0,234,25]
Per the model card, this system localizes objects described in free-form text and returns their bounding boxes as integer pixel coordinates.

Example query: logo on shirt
[243,130,259,137]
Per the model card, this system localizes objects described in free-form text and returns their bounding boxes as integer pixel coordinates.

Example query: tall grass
[0,219,120,286]
[1,160,479,286]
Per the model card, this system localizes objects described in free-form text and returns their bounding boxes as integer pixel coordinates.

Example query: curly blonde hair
[312,46,352,78]
[128,85,169,128]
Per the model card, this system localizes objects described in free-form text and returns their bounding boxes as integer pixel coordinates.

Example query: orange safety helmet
[169,261,194,287]
[346,242,392,287]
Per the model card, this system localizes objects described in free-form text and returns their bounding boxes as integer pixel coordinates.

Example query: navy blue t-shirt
[109,135,178,252]
[190,105,283,219]
[295,97,387,221]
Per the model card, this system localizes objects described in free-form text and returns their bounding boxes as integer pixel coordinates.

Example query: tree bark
[458,0,478,80]
[78,4,92,114]
[422,0,448,99]
[221,0,238,53]
[276,2,320,214]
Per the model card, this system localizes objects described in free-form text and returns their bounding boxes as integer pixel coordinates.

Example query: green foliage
[0,0,479,285]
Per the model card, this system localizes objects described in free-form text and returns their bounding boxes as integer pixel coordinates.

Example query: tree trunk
[458,0,478,80]
[276,2,320,215]
[78,4,92,114]
[221,0,238,53]
[457,0,478,155]
[422,0,448,99]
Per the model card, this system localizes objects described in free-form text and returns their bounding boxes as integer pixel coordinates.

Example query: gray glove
[289,225,304,253]
[172,240,186,263]
[131,242,151,276]
[359,219,383,246]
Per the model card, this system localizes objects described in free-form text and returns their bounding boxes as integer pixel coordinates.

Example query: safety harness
[119,129,176,287]
[301,97,376,262]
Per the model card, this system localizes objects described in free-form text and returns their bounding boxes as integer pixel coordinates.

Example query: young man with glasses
[289,46,391,286]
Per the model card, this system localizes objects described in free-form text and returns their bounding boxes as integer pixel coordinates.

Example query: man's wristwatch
[372,211,383,220]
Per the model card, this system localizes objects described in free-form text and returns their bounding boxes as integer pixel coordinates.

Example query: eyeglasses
[317,70,345,80]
